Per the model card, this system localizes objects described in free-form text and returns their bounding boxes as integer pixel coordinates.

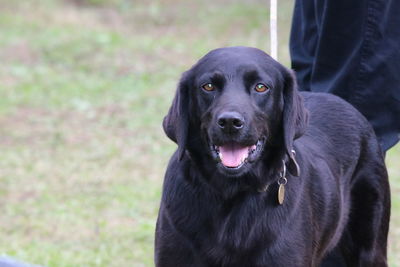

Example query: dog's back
[299,92,390,265]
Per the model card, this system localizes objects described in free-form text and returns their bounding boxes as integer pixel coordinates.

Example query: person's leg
[289,0,319,92]
[290,0,400,151]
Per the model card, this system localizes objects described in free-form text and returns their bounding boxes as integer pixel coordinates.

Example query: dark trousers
[290,0,400,151]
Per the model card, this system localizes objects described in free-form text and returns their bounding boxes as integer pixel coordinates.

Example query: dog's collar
[288,149,300,177]
[258,149,299,205]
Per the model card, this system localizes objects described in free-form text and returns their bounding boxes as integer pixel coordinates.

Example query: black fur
[155,47,390,267]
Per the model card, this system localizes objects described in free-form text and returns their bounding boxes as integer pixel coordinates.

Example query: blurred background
[0,0,399,266]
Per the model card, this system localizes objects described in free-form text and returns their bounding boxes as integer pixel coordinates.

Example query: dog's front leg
[155,211,206,267]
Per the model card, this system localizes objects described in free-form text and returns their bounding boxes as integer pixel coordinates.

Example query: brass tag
[278,184,285,205]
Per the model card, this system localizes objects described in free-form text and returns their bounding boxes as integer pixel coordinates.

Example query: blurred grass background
[0,0,398,266]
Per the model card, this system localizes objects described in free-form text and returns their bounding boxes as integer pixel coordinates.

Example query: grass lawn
[0,0,399,266]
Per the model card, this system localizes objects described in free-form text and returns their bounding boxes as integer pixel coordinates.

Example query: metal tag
[278,184,285,205]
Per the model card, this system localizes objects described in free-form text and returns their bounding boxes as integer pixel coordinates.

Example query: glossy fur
[155,47,390,267]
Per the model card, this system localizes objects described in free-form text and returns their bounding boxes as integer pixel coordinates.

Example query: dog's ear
[163,72,190,160]
[282,69,308,176]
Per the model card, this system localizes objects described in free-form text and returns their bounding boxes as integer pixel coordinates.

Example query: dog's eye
[202,83,215,91]
[254,83,269,93]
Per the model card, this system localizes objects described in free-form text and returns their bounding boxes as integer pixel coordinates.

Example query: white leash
[270,0,278,60]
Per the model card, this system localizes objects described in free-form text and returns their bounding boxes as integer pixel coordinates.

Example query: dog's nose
[217,112,244,132]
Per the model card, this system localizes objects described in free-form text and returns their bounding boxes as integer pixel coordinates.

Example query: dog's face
[164,47,307,178]
[193,48,285,176]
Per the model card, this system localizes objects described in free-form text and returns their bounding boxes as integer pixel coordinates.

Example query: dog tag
[278,184,285,205]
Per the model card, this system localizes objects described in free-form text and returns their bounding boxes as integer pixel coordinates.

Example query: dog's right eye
[202,83,215,91]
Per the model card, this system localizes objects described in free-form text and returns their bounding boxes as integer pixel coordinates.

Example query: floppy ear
[282,69,308,176]
[162,73,190,160]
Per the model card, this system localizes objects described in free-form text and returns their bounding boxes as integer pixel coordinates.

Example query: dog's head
[163,47,308,178]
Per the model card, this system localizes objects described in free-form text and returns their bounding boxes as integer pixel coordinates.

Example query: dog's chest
[174,194,305,265]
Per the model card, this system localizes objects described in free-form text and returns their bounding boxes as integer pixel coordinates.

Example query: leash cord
[270,0,278,60]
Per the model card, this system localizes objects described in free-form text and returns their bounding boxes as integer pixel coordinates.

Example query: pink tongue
[219,144,250,167]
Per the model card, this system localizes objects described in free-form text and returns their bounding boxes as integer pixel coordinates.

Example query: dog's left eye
[202,83,215,91]
[254,83,269,93]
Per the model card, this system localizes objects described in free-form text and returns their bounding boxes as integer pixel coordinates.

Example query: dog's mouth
[210,138,265,169]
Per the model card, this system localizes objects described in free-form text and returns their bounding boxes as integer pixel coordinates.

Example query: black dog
[155,47,390,267]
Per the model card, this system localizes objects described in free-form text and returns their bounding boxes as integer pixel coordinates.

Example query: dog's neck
[258,149,299,192]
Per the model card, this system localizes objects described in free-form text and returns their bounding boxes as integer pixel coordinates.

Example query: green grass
[0,0,399,266]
